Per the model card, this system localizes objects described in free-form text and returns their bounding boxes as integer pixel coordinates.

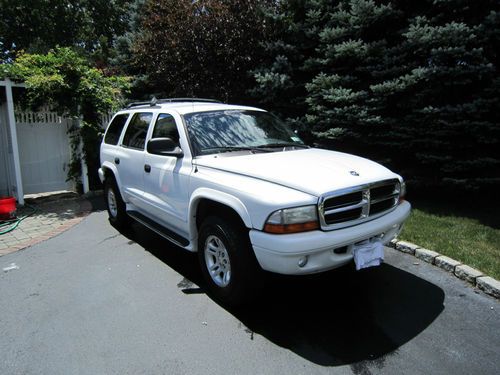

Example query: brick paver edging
[388,239,500,300]
[0,200,92,257]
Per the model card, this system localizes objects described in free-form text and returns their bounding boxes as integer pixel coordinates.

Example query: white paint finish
[140,110,193,236]
[195,148,398,197]
[188,166,316,231]
[189,187,253,229]
[114,111,154,208]
[117,147,146,207]
[4,79,24,204]
[80,140,90,194]
[16,118,72,195]
[142,153,191,237]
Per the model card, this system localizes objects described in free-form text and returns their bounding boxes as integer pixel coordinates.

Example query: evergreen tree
[250,0,318,123]
[252,0,500,194]
[394,1,500,192]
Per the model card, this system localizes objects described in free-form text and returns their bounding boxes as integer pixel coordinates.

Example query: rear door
[119,112,153,209]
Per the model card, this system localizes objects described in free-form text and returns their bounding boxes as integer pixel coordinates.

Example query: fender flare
[101,162,125,199]
[188,188,253,250]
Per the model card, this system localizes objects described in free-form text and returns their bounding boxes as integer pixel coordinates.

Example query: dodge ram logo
[350,170,360,176]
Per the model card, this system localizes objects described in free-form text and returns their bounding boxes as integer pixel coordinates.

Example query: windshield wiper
[255,142,310,149]
[202,146,271,154]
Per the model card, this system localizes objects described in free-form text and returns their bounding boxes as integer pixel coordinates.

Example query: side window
[152,113,180,144]
[122,112,152,150]
[104,114,129,145]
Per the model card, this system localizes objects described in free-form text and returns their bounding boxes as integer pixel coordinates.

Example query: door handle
[114,157,120,165]
[144,164,151,173]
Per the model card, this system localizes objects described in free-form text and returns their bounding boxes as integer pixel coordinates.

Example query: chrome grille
[319,179,400,230]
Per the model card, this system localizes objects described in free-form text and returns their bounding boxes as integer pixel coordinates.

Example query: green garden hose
[0,205,37,235]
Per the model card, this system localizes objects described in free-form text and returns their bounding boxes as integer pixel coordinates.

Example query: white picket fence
[13,106,112,194]
[15,106,111,128]
[15,108,64,124]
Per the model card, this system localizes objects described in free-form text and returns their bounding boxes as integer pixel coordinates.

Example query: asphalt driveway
[1,202,499,374]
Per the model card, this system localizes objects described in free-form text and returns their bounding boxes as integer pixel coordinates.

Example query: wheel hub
[204,235,231,287]
[107,189,118,218]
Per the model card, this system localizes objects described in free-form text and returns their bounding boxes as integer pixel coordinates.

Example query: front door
[143,113,191,237]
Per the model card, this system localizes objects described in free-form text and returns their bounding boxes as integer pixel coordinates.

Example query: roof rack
[126,97,221,108]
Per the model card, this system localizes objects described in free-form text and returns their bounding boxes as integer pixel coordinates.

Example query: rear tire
[198,216,263,306]
[104,177,130,229]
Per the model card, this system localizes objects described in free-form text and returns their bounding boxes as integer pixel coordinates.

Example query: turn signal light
[264,221,319,234]
[399,181,407,203]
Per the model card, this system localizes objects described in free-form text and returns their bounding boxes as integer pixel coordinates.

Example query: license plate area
[352,238,384,270]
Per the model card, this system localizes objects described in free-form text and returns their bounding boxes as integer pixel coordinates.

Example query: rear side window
[152,113,180,144]
[122,112,152,150]
[104,114,129,145]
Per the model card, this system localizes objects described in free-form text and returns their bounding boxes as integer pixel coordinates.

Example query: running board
[127,210,190,248]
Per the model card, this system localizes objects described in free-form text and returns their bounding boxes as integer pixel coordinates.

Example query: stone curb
[415,248,440,264]
[388,239,500,300]
[455,265,483,284]
[434,256,461,273]
[476,277,500,299]
[0,199,92,257]
[394,240,418,255]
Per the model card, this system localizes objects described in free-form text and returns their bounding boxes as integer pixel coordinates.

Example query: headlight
[264,205,319,234]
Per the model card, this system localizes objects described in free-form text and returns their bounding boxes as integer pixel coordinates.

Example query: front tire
[198,216,262,306]
[104,177,129,229]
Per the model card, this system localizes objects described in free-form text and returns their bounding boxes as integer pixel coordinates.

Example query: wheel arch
[189,188,252,252]
[101,162,125,197]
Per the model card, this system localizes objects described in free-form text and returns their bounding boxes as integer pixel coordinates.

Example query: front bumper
[249,201,411,275]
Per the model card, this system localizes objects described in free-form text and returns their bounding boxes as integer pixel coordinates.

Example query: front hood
[194,148,399,196]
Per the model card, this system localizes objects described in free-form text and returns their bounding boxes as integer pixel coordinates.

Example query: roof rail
[126,97,221,108]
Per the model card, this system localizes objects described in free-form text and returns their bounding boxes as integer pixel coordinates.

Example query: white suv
[99,99,411,304]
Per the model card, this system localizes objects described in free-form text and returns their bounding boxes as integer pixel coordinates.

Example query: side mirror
[147,138,183,158]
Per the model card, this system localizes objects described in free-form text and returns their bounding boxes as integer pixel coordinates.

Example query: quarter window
[122,112,152,150]
[104,114,129,145]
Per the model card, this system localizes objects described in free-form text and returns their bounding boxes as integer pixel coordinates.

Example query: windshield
[183,110,306,156]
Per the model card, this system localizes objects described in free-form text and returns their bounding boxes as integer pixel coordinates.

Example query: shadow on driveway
[120,220,445,368]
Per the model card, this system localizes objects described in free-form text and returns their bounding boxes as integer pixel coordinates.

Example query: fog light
[298,256,308,268]
[333,246,348,254]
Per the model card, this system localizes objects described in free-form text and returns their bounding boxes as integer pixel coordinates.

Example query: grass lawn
[399,207,500,280]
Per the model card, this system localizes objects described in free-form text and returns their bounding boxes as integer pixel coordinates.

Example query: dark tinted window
[104,114,129,145]
[122,112,152,150]
[152,114,180,144]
